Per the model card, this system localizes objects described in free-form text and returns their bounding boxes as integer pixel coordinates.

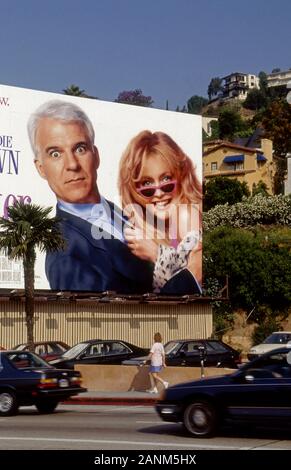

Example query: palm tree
[63,84,86,96]
[0,202,65,351]
[63,84,97,99]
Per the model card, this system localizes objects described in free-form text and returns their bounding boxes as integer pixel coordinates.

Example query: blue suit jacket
[46,204,154,293]
[46,202,202,295]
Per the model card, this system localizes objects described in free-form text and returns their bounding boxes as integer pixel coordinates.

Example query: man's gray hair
[27,99,95,158]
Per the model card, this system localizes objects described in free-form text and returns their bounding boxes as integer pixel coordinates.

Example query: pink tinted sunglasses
[136,180,177,198]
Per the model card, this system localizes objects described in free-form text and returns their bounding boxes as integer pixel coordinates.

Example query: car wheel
[183,401,217,437]
[0,391,18,416]
[35,400,59,414]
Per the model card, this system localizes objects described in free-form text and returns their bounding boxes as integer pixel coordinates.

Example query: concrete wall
[76,364,234,392]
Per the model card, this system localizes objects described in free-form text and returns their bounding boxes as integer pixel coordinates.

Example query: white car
[248,331,291,360]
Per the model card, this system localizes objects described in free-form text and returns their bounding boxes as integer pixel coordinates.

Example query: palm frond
[0,201,65,260]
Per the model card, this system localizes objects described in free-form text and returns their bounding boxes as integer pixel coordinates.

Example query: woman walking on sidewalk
[148,332,169,393]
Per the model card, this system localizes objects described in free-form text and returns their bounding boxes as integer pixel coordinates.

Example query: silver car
[248,331,291,360]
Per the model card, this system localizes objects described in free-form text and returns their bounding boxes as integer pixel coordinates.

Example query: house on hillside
[267,69,291,89]
[221,72,259,101]
[203,137,274,194]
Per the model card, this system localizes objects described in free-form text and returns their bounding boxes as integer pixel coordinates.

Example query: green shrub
[251,317,280,346]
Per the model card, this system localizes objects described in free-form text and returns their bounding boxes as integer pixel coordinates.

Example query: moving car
[13,341,70,361]
[0,350,86,416]
[123,339,241,368]
[49,339,149,369]
[156,346,291,437]
[248,331,291,360]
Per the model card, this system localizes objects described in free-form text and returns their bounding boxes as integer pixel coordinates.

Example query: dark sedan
[13,341,70,361]
[49,339,149,369]
[123,339,241,368]
[0,350,86,416]
[156,347,291,437]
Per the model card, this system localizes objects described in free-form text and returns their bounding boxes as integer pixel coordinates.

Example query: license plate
[59,379,69,388]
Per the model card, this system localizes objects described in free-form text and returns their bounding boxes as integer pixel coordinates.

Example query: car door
[180,341,203,366]
[74,343,104,365]
[203,340,232,367]
[218,352,291,421]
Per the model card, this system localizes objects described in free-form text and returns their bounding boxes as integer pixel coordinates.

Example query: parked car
[122,339,241,368]
[0,350,86,416]
[156,346,291,437]
[13,341,70,361]
[248,331,291,360]
[48,339,149,369]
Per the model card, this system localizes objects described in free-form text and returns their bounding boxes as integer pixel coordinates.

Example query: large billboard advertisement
[0,84,202,295]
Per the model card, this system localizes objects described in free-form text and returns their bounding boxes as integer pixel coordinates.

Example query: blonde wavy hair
[119,130,201,204]
[118,130,202,241]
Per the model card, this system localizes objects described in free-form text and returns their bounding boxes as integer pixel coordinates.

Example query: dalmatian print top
[153,230,202,293]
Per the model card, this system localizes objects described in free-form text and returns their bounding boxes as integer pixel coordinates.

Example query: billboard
[0,84,202,295]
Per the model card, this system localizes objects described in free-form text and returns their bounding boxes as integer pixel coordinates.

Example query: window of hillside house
[211,162,217,171]
[228,162,244,171]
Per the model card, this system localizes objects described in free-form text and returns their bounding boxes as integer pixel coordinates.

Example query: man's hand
[124,226,158,263]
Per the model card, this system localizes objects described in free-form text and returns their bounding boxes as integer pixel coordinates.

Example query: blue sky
[1,0,291,110]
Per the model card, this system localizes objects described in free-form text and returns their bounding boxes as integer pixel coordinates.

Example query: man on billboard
[27,100,202,295]
[27,100,153,293]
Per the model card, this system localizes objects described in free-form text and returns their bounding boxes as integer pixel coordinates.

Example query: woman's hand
[124,226,158,263]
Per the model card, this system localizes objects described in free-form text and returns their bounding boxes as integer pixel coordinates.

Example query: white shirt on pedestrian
[150,342,165,367]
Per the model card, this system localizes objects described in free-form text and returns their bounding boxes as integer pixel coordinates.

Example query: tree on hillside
[218,108,246,140]
[203,226,291,311]
[262,99,291,193]
[204,177,250,211]
[115,89,153,107]
[187,95,208,114]
[0,203,65,351]
[252,180,269,196]
[202,120,220,142]
[243,88,268,111]
[258,71,268,95]
[207,77,223,100]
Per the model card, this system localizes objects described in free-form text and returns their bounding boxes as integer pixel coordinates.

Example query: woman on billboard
[118,130,202,294]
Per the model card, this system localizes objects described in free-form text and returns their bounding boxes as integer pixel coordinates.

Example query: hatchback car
[123,339,241,368]
[156,347,291,437]
[48,339,149,369]
[0,350,86,416]
[248,331,291,360]
[13,341,70,361]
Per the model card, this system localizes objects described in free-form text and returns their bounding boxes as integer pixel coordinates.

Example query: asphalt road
[0,404,291,451]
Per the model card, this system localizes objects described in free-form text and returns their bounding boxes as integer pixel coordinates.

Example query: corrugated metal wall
[0,300,212,349]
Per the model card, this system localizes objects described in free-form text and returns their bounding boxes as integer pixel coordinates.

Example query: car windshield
[164,341,182,355]
[7,352,51,369]
[62,342,88,359]
[263,333,291,344]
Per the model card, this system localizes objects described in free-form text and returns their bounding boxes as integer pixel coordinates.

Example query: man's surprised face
[34,118,100,203]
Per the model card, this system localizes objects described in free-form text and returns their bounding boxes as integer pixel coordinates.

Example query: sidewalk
[63,390,159,406]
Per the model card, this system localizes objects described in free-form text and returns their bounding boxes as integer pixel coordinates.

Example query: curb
[63,396,158,406]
